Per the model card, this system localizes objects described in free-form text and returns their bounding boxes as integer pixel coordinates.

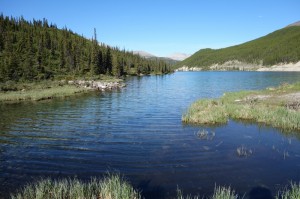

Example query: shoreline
[257,61,300,71]
[182,82,300,131]
[175,61,300,72]
[0,79,125,104]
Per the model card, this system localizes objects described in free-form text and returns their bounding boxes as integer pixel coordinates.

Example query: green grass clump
[10,174,141,199]
[276,182,300,199]
[183,82,300,131]
[99,174,141,199]
[176,186,238,199]
[182,99,228,125]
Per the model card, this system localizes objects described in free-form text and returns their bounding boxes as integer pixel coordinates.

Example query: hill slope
[176,25,300,70]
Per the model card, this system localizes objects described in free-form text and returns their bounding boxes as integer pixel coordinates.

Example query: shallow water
[1,72,300,198]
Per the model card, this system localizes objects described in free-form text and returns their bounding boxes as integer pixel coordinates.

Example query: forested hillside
[176,25,300,70]
[0,15,171,82]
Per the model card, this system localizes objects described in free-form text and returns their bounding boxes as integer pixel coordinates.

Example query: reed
[177,186,238,199]
[11,177,300,199]
[276,182,300,199]
[10,174,141,199]
[211,186,238,199]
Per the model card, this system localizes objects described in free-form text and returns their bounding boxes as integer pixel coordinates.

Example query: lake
[1,71,300,198]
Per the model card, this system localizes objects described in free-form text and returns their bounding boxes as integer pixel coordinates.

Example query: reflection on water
[1,72,300,198]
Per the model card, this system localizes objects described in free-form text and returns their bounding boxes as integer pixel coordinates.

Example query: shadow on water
[248,186,274,199]
[137,180,166,199]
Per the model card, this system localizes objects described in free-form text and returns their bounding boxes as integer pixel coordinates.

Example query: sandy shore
[176,60,300,72]
[257,61,300,71]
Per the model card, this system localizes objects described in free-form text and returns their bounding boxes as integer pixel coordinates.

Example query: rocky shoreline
[175,66,202,71]
[67,80,126,91]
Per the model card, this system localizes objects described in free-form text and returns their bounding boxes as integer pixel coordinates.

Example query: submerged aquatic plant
[236,146,253,157]
[196,129,215,140]
[283,150,290,160]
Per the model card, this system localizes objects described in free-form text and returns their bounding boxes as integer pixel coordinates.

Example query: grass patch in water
[182,82,300,131]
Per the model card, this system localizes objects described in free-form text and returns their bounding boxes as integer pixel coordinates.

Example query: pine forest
[0,15,172,83]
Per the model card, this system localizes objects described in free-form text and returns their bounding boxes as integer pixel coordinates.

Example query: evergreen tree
[112,55,121,77]
[0,16,172,82]
[105,47,112,75]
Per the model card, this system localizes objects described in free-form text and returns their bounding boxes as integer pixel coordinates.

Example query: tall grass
[176,186,238,199]
[176,187,201,199]
[10,174,141,199]
[211,186,238,199]
[99,174,141,199]
[10,177,300,199]
[182,82,300,131]
[276,182,300,199]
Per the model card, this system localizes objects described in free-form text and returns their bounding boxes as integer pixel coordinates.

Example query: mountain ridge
[133,50,179,65]
[132,51,156,59]
[133,50,190,61]
[287,20,300,27]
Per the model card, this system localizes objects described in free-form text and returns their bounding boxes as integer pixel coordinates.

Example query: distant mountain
[133,51,156,59]
[133,50,179,65]
[175,21,300,70]
[167,53,191,61]
[151,57,178,66]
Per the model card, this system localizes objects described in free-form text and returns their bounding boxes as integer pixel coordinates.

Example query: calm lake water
[1,71,300,198]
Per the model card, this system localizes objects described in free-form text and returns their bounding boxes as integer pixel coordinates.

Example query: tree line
[0,15,172,82]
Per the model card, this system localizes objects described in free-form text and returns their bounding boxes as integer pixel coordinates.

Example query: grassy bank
[0,81,88,103]
[182,82,300,131]
[10,174,300,199]
[0,75,123,103]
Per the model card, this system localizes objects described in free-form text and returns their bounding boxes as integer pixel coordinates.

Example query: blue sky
[1,0,300,57]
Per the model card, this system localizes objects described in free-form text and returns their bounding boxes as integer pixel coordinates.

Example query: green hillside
[0,15,172,82]
[176,25,300,70]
